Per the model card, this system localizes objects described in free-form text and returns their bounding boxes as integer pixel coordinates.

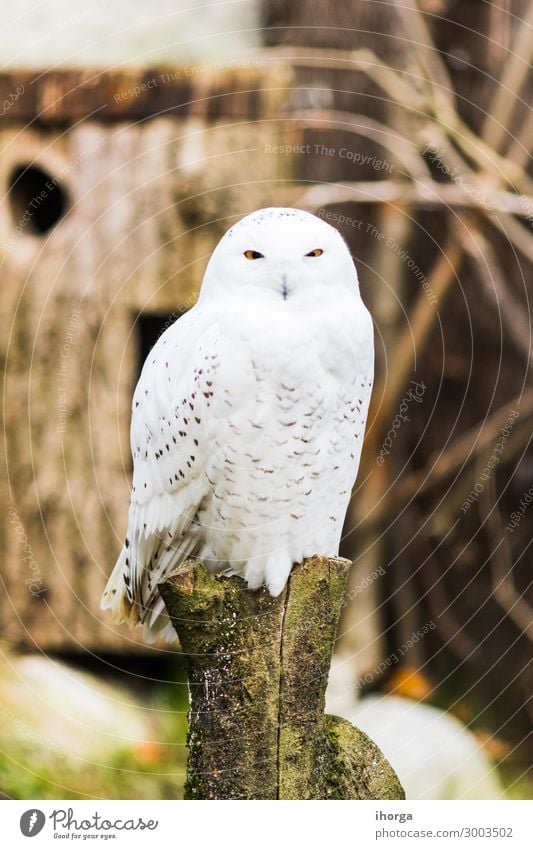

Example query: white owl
[101,208,374,641]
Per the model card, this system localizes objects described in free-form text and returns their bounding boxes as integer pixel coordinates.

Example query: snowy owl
[101,208,374,641]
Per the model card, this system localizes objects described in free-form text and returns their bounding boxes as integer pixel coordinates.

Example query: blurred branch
[481,0,533,154]
[275,44,527,187]
[481,478,533,643]
[488,215,533,265]
[373,235,462,441]
[416,128,533,261]
[418,553,476,659]
[298,179,533,216]
[393,0,530,187]
[506,108,533,171]
[453,219,533,367]
[390,0,456,118]
[269,46,428,110]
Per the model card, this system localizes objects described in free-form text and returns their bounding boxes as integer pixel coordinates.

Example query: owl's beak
[280,272,290,301]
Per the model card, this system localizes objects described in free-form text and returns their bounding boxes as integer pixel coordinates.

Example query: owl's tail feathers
[100,546,179,644]
[100,546,136,625]
[140,599,177,644]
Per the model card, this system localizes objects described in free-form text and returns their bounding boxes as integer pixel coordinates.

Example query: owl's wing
[101,304,218,639]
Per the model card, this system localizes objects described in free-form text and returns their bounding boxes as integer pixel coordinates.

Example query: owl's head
[201,207,359,304]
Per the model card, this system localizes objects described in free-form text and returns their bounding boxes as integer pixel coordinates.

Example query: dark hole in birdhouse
[136,311,183,376]
[8,164,68,234]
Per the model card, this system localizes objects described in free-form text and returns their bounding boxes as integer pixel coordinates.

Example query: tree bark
[159,555,404,800]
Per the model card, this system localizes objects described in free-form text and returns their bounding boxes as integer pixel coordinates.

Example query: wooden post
[159,555,404,800]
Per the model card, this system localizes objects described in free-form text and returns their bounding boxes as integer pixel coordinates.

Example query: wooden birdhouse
[0,65,297,652]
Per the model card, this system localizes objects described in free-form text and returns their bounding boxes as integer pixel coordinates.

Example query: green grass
[0,668,189,800]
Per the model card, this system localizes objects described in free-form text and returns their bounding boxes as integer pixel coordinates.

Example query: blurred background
[0,0,531,800]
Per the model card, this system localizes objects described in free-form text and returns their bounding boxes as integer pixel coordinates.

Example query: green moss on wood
[320,716,405,800]
[160,557,404,800]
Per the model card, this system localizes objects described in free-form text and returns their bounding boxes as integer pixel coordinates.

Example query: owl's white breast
[194,286,374,593]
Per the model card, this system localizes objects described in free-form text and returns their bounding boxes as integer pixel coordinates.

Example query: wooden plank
[0,64,292,125]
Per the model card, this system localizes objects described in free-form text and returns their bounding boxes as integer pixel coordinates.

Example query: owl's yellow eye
[305,249,323,257]
[244,250,264,260]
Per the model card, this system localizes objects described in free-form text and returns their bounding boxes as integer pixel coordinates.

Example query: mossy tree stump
[159,555,404,800]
